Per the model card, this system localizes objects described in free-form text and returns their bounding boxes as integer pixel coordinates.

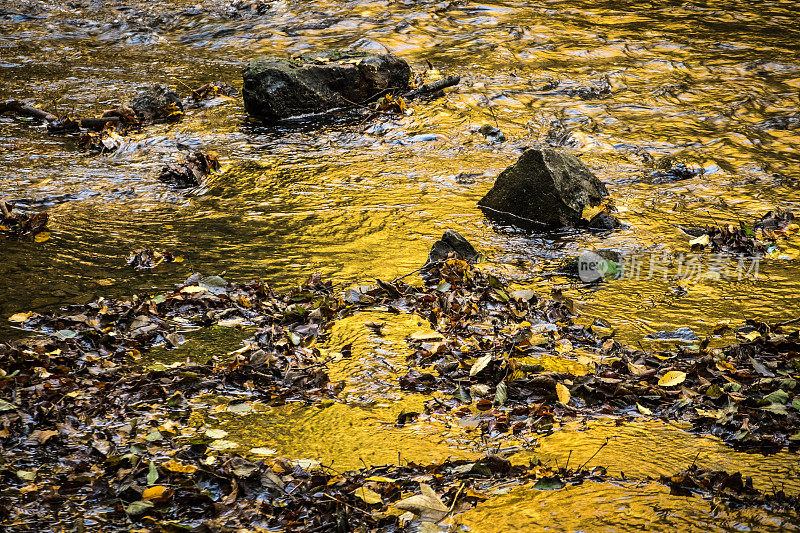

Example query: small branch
[404,75,461,100]
[0,100,57,122]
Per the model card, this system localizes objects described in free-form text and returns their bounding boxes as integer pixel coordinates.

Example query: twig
[403,75,460,100]
[441,481,467,522]
[391,261,441,283]
[776,316,800,327]
[577,437,609,471]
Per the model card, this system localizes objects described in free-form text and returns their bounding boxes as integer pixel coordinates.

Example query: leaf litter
[2,258,800,529]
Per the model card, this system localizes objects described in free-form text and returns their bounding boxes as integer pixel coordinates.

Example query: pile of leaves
[159,151,220,188]
[681,209,797,256]
[0,200,49,239]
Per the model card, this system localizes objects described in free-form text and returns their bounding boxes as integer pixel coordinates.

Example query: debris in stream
[679,209,797,256]
[126,248,180,270]
[0,99,56,122]
[478,146,608,228]
[424,229,480,268]
[0,199,49,239]
[647,162,702,184]
[130,84,184,123]
[185,81,238,108]
[567,76,612,99]
[158,151,220,188]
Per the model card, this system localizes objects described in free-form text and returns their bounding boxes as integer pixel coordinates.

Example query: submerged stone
[242,51,411,122]
[478,147,608,228]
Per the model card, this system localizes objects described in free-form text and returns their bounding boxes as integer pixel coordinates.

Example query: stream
[2,0,800,530]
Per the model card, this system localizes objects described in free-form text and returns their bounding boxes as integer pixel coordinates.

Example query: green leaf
[435,281,451,293]
[762,403,788,416]
[125,500,154,516]
[147,461,159,485]
[765,389,789,404]
[533,476,565,491]
[792,398,800,411]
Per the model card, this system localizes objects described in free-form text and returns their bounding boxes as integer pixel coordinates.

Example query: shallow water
[2,0,800,528]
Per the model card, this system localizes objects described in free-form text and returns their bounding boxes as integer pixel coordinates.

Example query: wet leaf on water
[147,461,158,485]
[353,487,383,505]
[395,483,448,521]
[743,331,761,342]
[658,370,687,387]
[637,403,652,416]
[34,231,51,243]
[205,428,228,439]
[689,234,710,249]
[8,311,32,323]
[208,439,238,451]
[181,286,208,294]
[556,382,571,405]
[411,330,445,342]
[470,354,492,376]
[250,447,277,456]
[533,476,565,491]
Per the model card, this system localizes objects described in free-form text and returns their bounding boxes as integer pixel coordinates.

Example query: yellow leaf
[689,234,709,247]
[204,428,228,439]
[556,383,571,405]
[34,232,51,243]
[555,339,573,353]
[142,485,168,501]
[162,459,197,474]
[743,331,761,342]
[365,476,396,483]
[410,330,444,342]
[658,370,687,387]
[8,311,33,323]
[627,362,648,375]
[354,487,383,505]
[636,403,652,416]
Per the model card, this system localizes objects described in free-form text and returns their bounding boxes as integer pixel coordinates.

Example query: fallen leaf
[142,485,168,501]
[162,459,197,474]
[395,483,448,521]
[354,487,383,505]
[8,311,32,323]
[250,447,277,456]
[470,354,492,376]
[556,383,571,405]
[205,428,228,439]
[658,370,687,387]
[411,331,444,342]
[637,403,652,416]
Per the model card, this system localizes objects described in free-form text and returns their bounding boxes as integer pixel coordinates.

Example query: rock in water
[130,85,183,123]
[242,51,411,122]
[426,229,479,265]
[478,147,608,228]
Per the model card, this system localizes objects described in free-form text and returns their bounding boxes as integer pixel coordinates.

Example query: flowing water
[2,0,800,529]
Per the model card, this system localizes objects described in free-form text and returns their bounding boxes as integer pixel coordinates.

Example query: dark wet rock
[130,85,183,123]
[755,114,800,130]
[586,211,621,230]
[242,51,411,122]
[159,151,220,188]
[426,229,479,265]
[644,327,699,343]
[478,124,505,143]
[478,147,608,228]
[647,163,701,184]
